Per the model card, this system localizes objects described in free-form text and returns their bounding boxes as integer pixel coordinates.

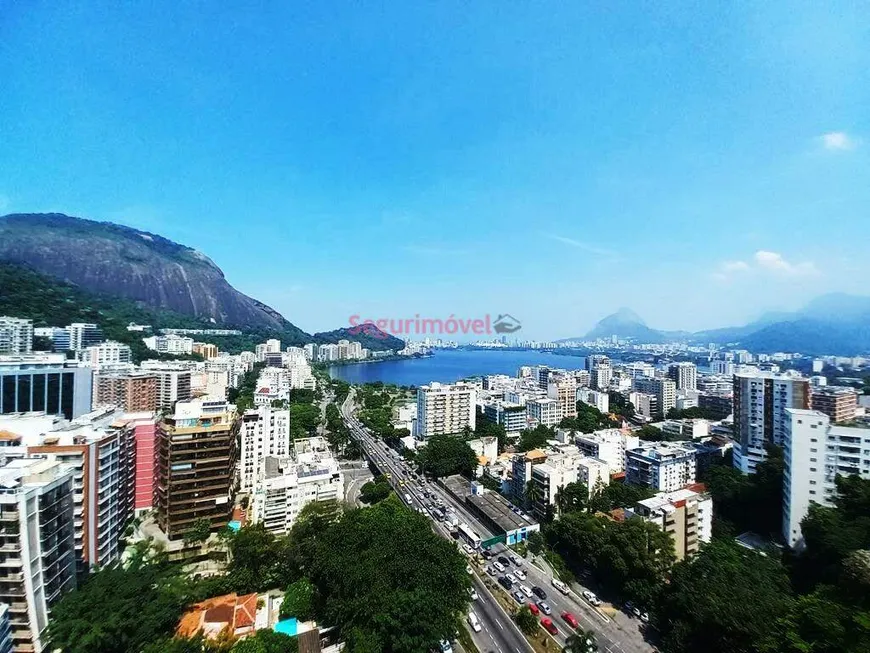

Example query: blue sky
[1,2,868,339]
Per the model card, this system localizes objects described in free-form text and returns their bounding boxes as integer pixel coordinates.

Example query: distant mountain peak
[610,307,646,326]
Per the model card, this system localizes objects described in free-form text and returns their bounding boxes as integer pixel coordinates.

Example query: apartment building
[698,393,733,420]
[139,362,193,409]
[0,459,77,652]
[510,449,548,502]
[783,409,870,548]
[121,412,161,512]
[574,428,639,475]
[660,419,710,440]
[547,375,577,419]
[0,318,33,355]
[142,334,194,355]
[239,407,291,493]
[810,386,858,424]
[627,486,712,561]
[577,457,610,497]
[250,437,343,534]
[634,377,676,419]
[156,398,238,539]
[0,354,93,420]
[667,362,698,392]
[93,371,159,412]
[525,398,561,428]
[482,402,528,434]
[0,604,12,653]
[78,341,132,367]
[629,391,656,420]
[626,441,696,492]
[732,371,810,474]
[577,388,609,414]
[530,459,578,520]
[415,382,476,438]
[192,342,219,360]
[67,323,103,352]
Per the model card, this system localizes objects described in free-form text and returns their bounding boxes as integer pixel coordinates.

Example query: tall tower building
[668,362,698,392]
[0,317,33,354]
[415,382,476,438]
[732,371,809,474]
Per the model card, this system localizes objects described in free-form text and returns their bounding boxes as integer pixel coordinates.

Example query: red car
[540,617,559,636]
[527,602,540,615]
[561,611,579,628]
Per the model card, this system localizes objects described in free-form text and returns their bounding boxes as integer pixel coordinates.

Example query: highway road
[340,389,653,653]
[340,391,531,653]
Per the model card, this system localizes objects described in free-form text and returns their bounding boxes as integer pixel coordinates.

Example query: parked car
[561,611,579,628]
[439,640,453,653]
[465,565,473,575]
[540,617,559,636]
[510,553,523,566]
[514,569,526,581]
[551,578,569,594]
[582,590,601,606]
[532,586,547,600]
[462,544,474,556]
[520,584,533,597]
[493,561,506,573]
[467,612,482,633]
[498,556,511,567]
[641,612,650,623]
[527,602,540,615]
[512,590,525,603]
[485,565,496,576]
[506,572,518,584]
[498,576,513,590]
[537,601,552,615]
[469,587,479,601]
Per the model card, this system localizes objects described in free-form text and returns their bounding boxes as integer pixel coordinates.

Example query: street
[339,390,653,653]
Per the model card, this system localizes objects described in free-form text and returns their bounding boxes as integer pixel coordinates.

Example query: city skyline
[2,3,869,339]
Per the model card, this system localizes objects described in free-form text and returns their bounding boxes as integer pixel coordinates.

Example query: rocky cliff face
[0,213,292,331]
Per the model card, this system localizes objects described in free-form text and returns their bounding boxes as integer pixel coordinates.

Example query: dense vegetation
[48,497,470,653]
[559,401,618,433]
[416,434,478,478]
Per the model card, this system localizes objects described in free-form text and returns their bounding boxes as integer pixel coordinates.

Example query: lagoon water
[327,349,588,386]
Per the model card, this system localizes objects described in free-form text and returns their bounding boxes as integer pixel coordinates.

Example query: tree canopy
[416,435,478,478]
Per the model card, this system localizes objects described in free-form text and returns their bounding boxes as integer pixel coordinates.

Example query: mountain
[313,327,405,352]
[580,308,673,343]
[574,294,870,355]
[0,213,404,351]
[0,213,300,333]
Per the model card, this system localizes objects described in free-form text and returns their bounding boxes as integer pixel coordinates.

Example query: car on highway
[512,590,525,603]
[492,561,506,573]
[551,578,569,595]
[506,572,518,584]
[481,548,494,559]
[510,553,523,565]
[537,601,552,615]
[497,555,511,567]
[561,611,579,628]
[439,640,453,653]
[514,569,526,581]
[520,584,533,597]
[485,565,496,576]
[527,602,540,615]
[540,617,559,636]
[641,611,650,623]
[462,544,474,556]
[532,586,547,600]
[582,590,601,606]
[466,612,482,633]
[465,565,473,575]
[469,588,479,601]
[498,576,513,590]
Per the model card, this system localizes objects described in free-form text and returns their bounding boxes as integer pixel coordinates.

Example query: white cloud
[546,234,614,257]
[714,251,818,282]
[820,131,857,151]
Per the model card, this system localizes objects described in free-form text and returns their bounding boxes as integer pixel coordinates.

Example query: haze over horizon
[2,2,868,339]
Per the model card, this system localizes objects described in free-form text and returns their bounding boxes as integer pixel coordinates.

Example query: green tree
[303,496,470,652]
[586,481,654,514]
[183,517,212,545]
[47,557,190,653]
[657,540,794,653]
[555,482,588,515]
[232,631,298,653]
[515,605,539,635]
[608,392,635,420]
[416,435,477,478]
[359,477,392,504]
[226,524,296,593]
[564,630,598,652]
[527,531,545,556]
[525,479,543,510]
[280,578,315,621]
[517,425,553,452]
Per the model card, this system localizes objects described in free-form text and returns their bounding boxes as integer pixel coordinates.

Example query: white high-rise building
[577,388,609,414]
[626,441,696,492]
[635,377,676,418]
[782,409,870,548]
[139,361,193,408]
[67,323,104,351]
[415,382,476,438]
[78,340,132,367]
[668,362,698,392]
[240,407,291,493]
[250,437,343,534]
[525,398,561,428]
[574,428,639,474]
[732,371,810,474]
[0,317,33,354]
[627,487,712,561]
[547,375,577,419]
[142,334,194,355]
[0,458,77,652]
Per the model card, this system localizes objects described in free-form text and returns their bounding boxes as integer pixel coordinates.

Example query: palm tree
[563,629,598,652]
[525,480,543,511]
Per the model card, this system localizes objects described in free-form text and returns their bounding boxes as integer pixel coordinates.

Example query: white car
[506,572,518,584]
[439,640,454,653]
[510,553,523,566]
[551,578,569,595]
[493,561,506,573]
[520,584,533,597]
[466,565,473,575]
[514,569,526,581]
[467,611,482,633]
[582,590,601,606]
[462,544,475,556]
[469,588,479,601]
